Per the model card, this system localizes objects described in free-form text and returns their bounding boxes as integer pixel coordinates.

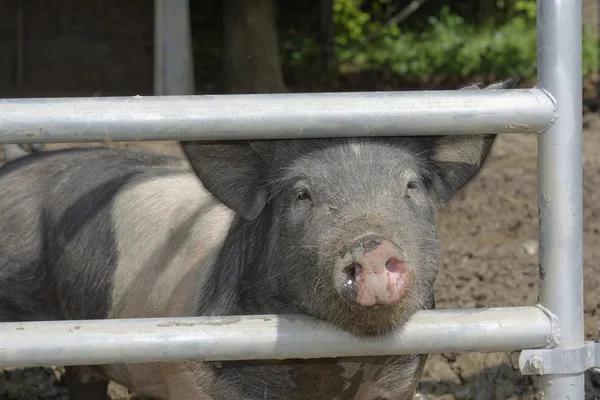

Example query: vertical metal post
[537,0,584,399]
[154,0,195,95]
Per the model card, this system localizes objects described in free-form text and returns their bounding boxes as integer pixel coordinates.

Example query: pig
[0,78,518,400]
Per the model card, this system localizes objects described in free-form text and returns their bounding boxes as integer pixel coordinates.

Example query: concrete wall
[0,0,154,97]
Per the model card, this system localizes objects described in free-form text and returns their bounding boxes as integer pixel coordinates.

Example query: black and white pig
[0,78,518,400]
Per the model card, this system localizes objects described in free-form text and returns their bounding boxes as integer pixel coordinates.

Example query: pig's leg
[64,366,110,400]
[162,362,215,400]
[351,353,428,400]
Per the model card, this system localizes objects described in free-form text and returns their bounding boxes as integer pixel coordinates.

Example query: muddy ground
[2,113,600,400]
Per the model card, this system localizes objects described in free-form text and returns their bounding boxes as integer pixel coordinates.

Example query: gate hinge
[519,331,600,375]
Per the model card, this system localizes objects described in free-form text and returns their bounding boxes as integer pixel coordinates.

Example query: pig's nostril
[354,264,363,276]
[344,263,362,280]
[386,259,401,273]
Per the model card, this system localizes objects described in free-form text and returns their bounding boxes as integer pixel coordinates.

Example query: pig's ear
[180,141,267,220]
[429,77,520,203]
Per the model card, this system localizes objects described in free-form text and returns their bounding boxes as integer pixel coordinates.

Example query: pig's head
[182,78,518,336]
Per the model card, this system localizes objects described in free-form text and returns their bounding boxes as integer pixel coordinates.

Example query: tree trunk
[221,0,287,94]
[319,0,335,74]
[476,0,495,25]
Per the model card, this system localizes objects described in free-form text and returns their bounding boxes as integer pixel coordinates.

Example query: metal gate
[0,1,592,399]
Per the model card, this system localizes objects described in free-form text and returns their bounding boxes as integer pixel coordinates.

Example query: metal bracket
[519,330,600,375]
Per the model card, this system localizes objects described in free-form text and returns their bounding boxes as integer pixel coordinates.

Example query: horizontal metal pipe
[0,307,553,368]
[0,89,556,144]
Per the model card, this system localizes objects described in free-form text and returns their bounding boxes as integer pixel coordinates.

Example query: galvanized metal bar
[0,89,555,144]
[537,0,585,399]
[0,307,552,368]
[153,0,195,96]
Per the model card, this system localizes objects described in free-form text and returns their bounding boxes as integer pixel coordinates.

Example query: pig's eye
[407,180,419,190]
[295,189,312,202]
[405,180,421,198]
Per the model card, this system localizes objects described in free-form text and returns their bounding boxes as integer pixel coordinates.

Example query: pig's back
[0,147,234,323]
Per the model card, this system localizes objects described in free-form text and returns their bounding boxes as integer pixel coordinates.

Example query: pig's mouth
[330,298,418,337]
[300,276,421,337]
[298,234,425,336]
[315,276,422,337]
[332,236,417,330]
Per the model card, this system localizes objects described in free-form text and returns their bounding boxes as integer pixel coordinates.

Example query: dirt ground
[2,114,600,400]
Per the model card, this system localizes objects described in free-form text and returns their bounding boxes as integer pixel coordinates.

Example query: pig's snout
[335,234,413,307]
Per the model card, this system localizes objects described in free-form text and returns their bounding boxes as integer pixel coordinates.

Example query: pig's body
[0,79,518,399]
[0,146,427,400]
[0,149,227,397]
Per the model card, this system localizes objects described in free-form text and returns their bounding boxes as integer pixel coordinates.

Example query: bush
[317,0,598,80]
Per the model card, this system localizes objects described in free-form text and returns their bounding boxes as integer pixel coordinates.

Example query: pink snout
[335,234,413,307]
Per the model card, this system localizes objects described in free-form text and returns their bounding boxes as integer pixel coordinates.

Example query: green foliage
[496,0,536,20]
[280,32,322,77]
[583,25,600,77]
[192,0,599,84]
[319,0,598,80]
